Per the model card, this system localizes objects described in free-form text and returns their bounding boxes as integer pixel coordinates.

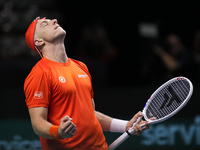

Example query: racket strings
[146,79,190,120]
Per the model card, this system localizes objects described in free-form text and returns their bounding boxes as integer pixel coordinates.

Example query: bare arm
[95,111,113,131]
[92,99,150,135]
[92,98,113,131]
[29,107,53,139]
[29,107,76,139]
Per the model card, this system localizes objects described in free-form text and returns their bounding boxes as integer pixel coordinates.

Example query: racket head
[143,77,193,125]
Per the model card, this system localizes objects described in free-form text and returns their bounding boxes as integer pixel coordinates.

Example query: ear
[34,39,44,47]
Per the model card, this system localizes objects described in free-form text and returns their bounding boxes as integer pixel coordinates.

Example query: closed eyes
[41,21,48,27]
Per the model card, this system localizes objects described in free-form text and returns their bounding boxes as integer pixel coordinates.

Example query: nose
[52,19,58,25]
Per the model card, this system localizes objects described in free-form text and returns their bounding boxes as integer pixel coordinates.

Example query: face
[34,18,66,44]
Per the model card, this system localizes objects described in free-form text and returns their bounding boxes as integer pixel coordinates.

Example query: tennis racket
[109,76,193,150]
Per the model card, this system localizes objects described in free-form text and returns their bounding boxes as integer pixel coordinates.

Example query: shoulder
[70,58,89,71]
[25,58,52,82]
[34,58,52,73]
[70,58,92,79]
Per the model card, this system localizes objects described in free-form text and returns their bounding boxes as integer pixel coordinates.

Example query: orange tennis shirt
[24,57,108,150]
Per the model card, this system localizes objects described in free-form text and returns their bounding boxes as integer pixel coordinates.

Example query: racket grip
[132,116,141,127]
[108,132,129,150]
[129,122,146,135]
[140,123,146,128]
[128,116,142,134]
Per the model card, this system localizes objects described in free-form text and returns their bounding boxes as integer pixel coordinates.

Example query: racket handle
[128,116,142,134]
[108,132,129,150]
[128,123,146,135]
[109,116,142,150]
[140,123,146,128]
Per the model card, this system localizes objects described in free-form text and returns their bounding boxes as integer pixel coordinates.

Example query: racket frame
[143,77,193,125]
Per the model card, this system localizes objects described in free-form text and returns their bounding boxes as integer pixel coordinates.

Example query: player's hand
[126,111,155,135]
[58,115,77,138]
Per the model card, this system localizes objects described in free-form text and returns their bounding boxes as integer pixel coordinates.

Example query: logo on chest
[59,76,66,83]
[78,74,88,78]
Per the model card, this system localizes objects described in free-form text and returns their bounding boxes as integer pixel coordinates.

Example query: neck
[41,42,68,63]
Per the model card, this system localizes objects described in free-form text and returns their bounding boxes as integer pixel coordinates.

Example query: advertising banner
[0,116,200,150]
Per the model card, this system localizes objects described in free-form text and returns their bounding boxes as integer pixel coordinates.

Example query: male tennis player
[24,17,150,150]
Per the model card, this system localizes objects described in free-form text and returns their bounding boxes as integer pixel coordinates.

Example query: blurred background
[0,0,200,149]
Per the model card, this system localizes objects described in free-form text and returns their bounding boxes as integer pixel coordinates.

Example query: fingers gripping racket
[109,77,193,150]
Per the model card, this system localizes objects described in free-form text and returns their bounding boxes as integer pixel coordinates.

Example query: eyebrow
[40,20,49,27]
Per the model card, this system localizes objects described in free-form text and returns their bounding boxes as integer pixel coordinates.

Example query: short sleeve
[24,65,51,109]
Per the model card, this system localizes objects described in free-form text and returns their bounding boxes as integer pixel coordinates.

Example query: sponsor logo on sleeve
[34,91,43,99]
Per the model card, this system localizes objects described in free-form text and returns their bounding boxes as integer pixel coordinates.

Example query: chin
[58,28,66,36]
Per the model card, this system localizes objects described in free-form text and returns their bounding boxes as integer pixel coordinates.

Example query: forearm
[95,111,128,133]
[94,99,128,133]
[31,116,53,139]
[93,98,150,135]
[95,111,113,131]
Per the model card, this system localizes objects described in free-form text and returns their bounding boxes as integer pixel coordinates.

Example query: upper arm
[29,107,49,130]
[28,107,52,137]
[29,107,48,121]
[24,65,51,109]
